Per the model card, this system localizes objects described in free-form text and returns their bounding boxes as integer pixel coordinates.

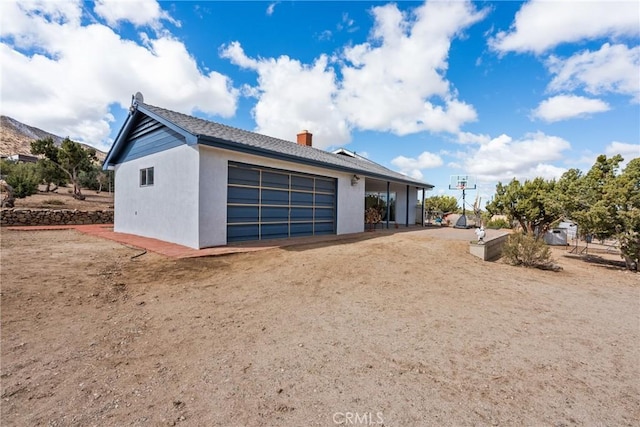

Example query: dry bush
[502,233,557,270]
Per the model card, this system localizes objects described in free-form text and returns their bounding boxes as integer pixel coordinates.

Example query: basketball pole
[461,186,466,225]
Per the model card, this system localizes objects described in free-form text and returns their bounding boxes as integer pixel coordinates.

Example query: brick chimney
[297,130,312,147]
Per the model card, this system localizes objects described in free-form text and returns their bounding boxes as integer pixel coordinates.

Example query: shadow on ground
[562,253,629,271]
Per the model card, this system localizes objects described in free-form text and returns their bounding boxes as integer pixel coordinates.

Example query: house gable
[110,114,187,164]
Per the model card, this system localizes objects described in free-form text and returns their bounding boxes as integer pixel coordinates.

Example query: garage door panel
[261,223,289,239]
[314,222,334,234]
[291,207,313,220]
[261,189,289,205]
[227,162,336,243]
[228,166,259,186]
[290,222,313,237]
[315,179,335,192]
[262,171,289,189]
[227,224,259,242]
[315,208,334,220]
[261,206,289,223]
[291,176,314,191]
[291,191,313,206]
[228,187,259,204]
[227,206,259,223]
[314,193,335,207]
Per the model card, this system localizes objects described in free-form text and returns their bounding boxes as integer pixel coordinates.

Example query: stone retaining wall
[1,209,113,226]
[469,233,510,261]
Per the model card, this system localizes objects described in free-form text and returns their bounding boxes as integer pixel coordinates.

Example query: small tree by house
[486,177,562,238]
[423,195,459,216]
[490,155,639,271]
[561,155,639,271]
[0,160,39,199]
[36,158,68,192]
[79,164,113,193]
[31,137,97,200]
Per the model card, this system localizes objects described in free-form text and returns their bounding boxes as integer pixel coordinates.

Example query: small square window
[140,167,154,187]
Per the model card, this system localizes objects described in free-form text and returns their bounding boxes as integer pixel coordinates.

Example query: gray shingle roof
[138,103,433,188]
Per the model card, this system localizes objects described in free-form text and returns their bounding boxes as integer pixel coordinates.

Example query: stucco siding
[198,147,228,248]
[336,175,364,234]
[114,144,200,248]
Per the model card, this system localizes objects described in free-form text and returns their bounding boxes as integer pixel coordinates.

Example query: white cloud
[546,44,640,102]
[0,0,238,151]
[220,41,259,69]
[266,2,279,17]
[94,0,178,28]
[221,43,350,149]
[528,163,568,181]
[605,141,640,167]
[391,151,443,179]
[337,12,359,33]
[463,132,571,182]
[456,131,490,145]
[532,95,610,123]
[337,1,485,135]
[220,0,486,148]
[490,1,640,54]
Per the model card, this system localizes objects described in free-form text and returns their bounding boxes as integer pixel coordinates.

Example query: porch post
[421,187,426,226]
[386,181,390,229]
[405,185,409,227]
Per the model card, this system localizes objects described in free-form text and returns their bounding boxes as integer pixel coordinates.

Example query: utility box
[544,229,568,246]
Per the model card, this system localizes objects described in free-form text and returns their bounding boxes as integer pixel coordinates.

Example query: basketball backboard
[448,175,477,190]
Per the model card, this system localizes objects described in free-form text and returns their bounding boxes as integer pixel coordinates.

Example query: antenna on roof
[129,92,144,115]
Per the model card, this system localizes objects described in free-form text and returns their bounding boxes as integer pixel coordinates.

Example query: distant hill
[0,116,106,161]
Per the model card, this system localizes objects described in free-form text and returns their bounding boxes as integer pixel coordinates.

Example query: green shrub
[43,199,65,205]
[78,166,112,192]
[5,162,39,198]
[486,218,511,229]
[0,159,16,179]
[502,233,553,269]
[78,167,101,191]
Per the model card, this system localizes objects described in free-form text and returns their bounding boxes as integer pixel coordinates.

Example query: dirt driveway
[1,228,638,426]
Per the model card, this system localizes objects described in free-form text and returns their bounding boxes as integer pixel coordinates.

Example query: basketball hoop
[449,175,477,229]
[449,175,475,191]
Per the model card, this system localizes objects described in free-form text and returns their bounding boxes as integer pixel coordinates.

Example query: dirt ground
[9,187,113,211]
[1,228,638,426]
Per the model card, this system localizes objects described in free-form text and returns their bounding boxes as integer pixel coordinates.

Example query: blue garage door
[227,162,337,243]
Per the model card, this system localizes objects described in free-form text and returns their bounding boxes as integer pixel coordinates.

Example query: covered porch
[363,177,432,229]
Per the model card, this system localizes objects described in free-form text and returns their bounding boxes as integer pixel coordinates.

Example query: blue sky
[1,0,638,205]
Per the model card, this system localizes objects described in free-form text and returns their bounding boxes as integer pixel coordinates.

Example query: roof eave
[102,110,138,170]
[137,104,198,145]
[197,135,433,188]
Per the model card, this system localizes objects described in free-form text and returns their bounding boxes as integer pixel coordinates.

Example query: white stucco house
[103,97,434,249]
